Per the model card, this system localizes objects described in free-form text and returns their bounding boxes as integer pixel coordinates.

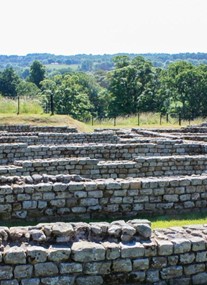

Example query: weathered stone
[184,263,205,275]
[1,280,19,285]
[84,261,111,275]
[30,229,47,242]
[14,264,33,278]
[180,252,195,264]
[40,276,75,285]
[0,265,13,280]
[27,246,48,264]
[128,271,146,282]
[76,276,103,285]
[192,272,207,284]
[71,241,105,262]
[102,242,120,260]
[161,266,183,279]
[60,262,82,274]
[4,246,26,264]
[172,238,191,254]
[34,262,58,277]
[156,239,173,256]
[151,257,167,269]
[146,269,160,283]
[21,278,40,285]
[133,258,149,270]
[48,246,71,262]
[112,259,132,272]
[121,241,144,258]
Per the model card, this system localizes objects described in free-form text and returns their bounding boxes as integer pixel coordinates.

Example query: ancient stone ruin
[0,124,207,284]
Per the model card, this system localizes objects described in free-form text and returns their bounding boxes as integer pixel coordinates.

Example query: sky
[1,0,207,56]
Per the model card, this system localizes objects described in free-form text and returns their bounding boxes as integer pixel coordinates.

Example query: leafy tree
[159,61,207,118]
[16,81,40,97]
[108,56,156,116]
[0,67,20,97]
[29,60,46,88]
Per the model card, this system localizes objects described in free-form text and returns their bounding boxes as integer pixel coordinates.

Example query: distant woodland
[1,52,207,72]
[1,53,207,121]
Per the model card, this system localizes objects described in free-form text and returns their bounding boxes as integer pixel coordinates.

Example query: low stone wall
[1,154,207,178]
[0,125,78,133]
[0,221,206,284]
[0,174,206,222]
[0,132,120,145]
[0,140,206,165]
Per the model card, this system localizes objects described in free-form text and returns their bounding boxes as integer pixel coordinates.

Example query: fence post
[91,116,94,126]
[137,113,140,126]
[166,113,169,123]
[114,117,116,126]
[17,96,20,115]
[160,113,162,125]
[50,93,54,115]
[179,113,182,126]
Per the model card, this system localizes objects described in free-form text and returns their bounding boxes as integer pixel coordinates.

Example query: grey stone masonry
[0,154,206,178]
[0,140,207,165]
[0,174,206,221]
[0,131,120,145]
[0,221,206,284]
[0,125,78,133]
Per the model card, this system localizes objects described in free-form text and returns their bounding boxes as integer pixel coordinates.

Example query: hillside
[0,114,92,132]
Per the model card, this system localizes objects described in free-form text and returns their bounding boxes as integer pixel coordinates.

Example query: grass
[86,113,205,129]
[150,211,207,229]
[0,96,43,114]
[0,114,93,132]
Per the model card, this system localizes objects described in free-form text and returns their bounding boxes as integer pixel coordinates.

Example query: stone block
[4,246,26,264]
[161,266,183,279]
[0,265,13,280]
[60,262,82,274]
[14,264,33,278]
[34,262,58,277]
[27,246,48,264]
[76,276,103,285]
[121,242,144,258]
[112,259,132,272]
[71,241,105,262]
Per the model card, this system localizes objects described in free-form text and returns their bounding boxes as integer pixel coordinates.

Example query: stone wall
[0,220,206,284]
[0,140,206,165]
[0,132,120,145]
[1,125,207,283]
[0,174,206,222]
[1,155,207,178]
[0,125,78,133]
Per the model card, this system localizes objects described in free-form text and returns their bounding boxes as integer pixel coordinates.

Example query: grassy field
[0,114,92,132]
[86,113,205,129]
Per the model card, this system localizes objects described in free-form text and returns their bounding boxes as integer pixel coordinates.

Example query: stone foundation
[0,125,207,284]
[0,221,206,284]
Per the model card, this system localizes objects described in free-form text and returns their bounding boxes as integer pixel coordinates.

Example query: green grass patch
[0,96,43,114]
[86,113,205,129]
[150,211,207,229]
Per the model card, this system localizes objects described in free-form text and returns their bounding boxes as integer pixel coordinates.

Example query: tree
[29,60,46,88]
[0,67,20,97]
[158,61,207,118]
[16,81,40,97]
[108,56,156,116]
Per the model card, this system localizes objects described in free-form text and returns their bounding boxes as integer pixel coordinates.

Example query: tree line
[1,56,207,121]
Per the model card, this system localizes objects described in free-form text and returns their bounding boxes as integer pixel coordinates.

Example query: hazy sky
[1,0,207,55]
